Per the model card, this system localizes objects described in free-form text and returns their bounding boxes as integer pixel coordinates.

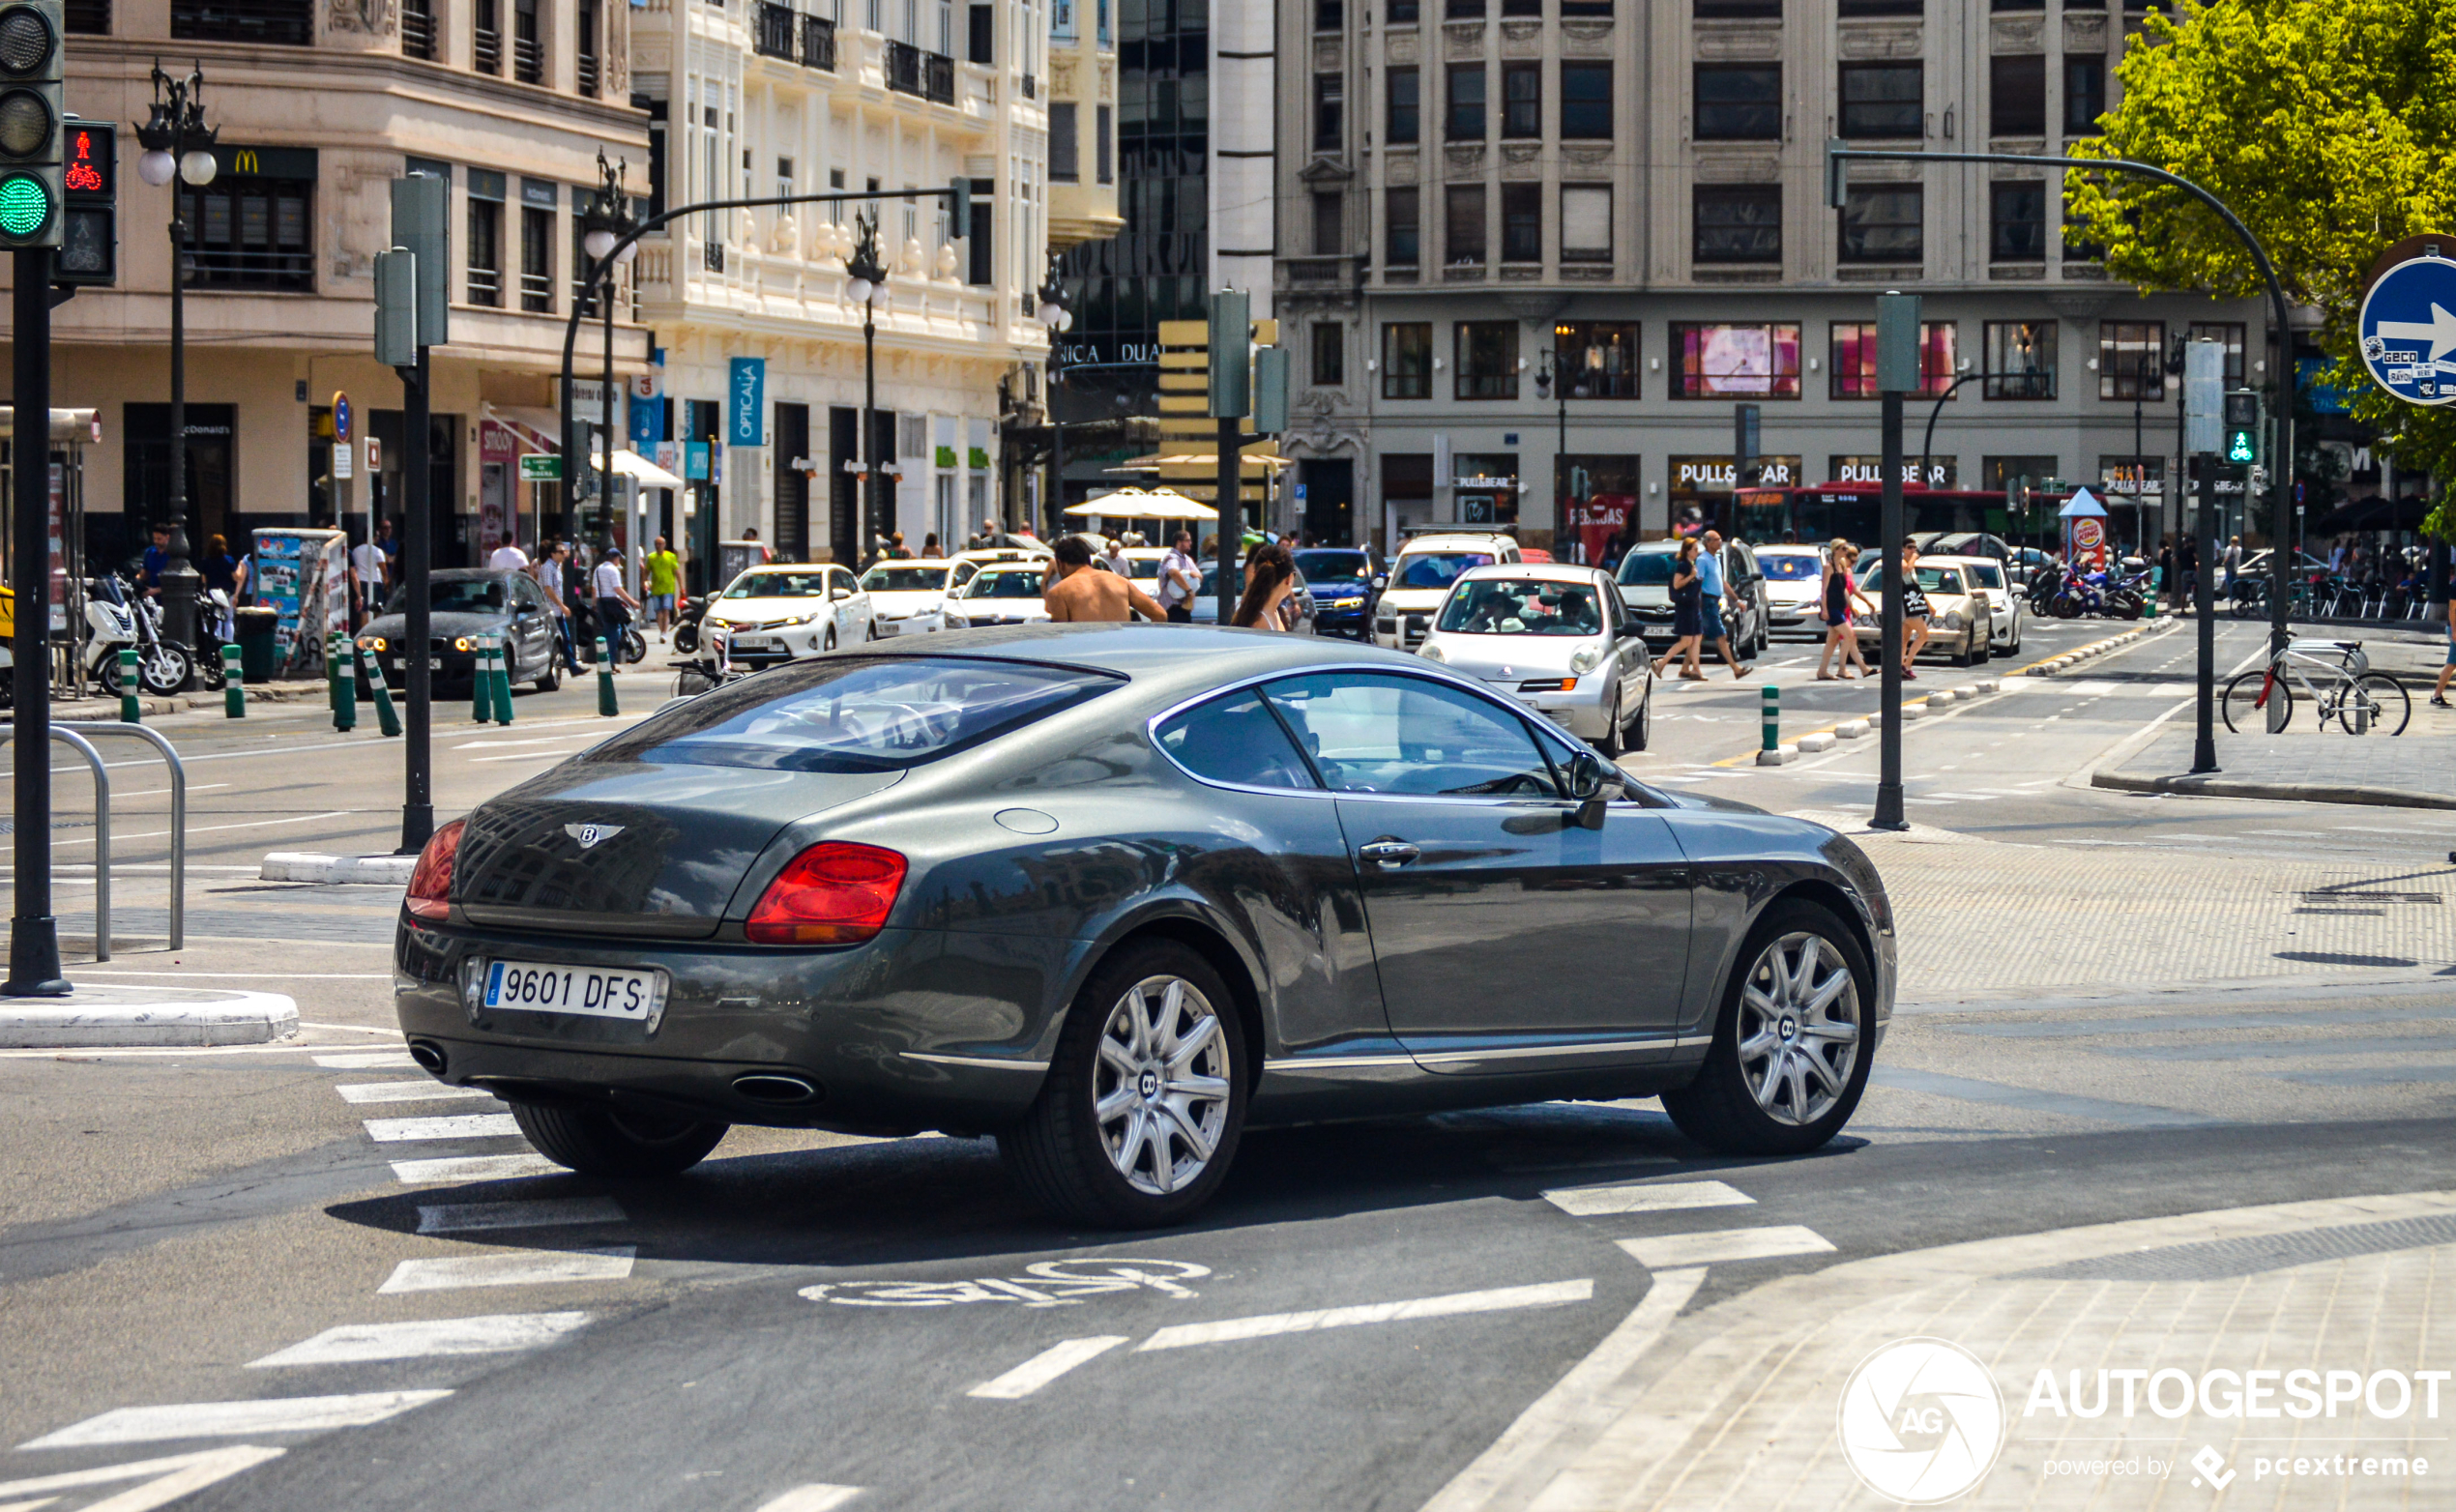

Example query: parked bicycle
[2219,638,2410,736]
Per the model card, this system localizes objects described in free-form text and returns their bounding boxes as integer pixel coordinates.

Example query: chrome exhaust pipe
[731,1072,823,1106]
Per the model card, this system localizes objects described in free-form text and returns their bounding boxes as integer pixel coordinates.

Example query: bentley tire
[1001,941,1247,1228]
[510,1101,728,1178]
[1661,900,1874,1157]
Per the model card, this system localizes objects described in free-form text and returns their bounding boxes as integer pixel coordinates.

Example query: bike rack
[0,722,186,958]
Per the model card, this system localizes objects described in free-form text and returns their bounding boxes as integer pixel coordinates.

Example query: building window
[1384,322,1432,398]
[1839,184,1921,264]
[967,177,992,283]
[1830,320,1956,398]
[1314,73,1345,153]
[63,0,107,32]
[402,0,435,58]
[1990,54,2044,137]
[1990,182,2045,261]
[474,0,501,72]
[1561,183,1611,263]
[521,203,555,312]
[467,194,504,306]
[1672,322,1802,398]
[1982,455,2060,493]
[179,160,316,292]
[1839,63,1920,139]
[1560,62,1612,138]
[2063,189,2104,262]
[1694,64,1779,140]
[172,0,310,44]
[576,0,599,94]
[2099,321,2167,400]
[1312,189,1344,256]
[1312,321,1344,387]
[1501,182,1540,263]
[1445,182,1485,267]
[2065,55,2106,135]
[1447,63,1485,140]
[1983,320,2056,399]
[1501,63,1539,139]
[1388,0,1417,18]
[2187,321,2247,384]
[1096,104,1113,183]
[1455,321,1518,400]
[1389,67,1419,145]
[512,0,543,84]
[1314,0,1340,26]
[1049,102,1079,181]
[1445,0,1482,15]
[1696,0,1778,11]
[1556,321,1638,398]
[1693,184,1780,265]
[1387,187,1420,269]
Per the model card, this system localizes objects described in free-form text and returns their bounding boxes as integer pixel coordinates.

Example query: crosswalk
[1540,1174,1836,1269]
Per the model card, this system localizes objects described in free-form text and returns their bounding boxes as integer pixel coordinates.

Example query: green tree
[2066,0,2456,525]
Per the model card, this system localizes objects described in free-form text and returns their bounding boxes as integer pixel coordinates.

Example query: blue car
[1293,548,1378,637]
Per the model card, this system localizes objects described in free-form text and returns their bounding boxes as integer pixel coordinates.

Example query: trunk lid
[453,761,902,938]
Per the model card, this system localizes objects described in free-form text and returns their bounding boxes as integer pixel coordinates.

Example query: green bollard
[1761,684,1779,752]
[330,633,357,732]
[596,635,618,717]
[471,637,491,722]
[118,646,140,723]
[490,634,514,726]
[359,642,402,738]
[221,642,245,718]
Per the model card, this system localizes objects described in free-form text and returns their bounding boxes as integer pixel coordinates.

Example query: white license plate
[731,635,775,650]
[482,960,666,1022]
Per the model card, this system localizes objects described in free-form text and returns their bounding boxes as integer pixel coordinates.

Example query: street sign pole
[2181,339,2224,772]
[5,245,67,997]
[1871,293,1918,832]
[1210,288,1250,624]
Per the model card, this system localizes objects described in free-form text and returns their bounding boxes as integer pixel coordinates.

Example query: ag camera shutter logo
[1837,1337,2007,1503]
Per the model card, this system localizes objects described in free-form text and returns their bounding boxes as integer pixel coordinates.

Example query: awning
[609,449,686,489]
[1064,486,1218,522]
[483,406,562,455]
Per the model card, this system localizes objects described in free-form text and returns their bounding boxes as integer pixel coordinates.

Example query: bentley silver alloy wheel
[1095,974,1232,1196]
[1736,930,1861,1126]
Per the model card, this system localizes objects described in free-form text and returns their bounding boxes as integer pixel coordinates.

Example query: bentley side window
[1154,689,1320,791]
[1264,673,1560,799]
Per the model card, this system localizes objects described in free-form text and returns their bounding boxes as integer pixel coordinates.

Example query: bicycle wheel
[2329,672,2410,736]
[2221,669,2291,733]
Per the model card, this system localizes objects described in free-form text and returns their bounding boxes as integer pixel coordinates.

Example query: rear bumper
[393,915,1063,1135]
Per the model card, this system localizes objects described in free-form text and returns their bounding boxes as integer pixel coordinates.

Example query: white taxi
[859,559,980,637]
[946,561,1052,628]
[703,564,875,667]
[1371,529,1522,651]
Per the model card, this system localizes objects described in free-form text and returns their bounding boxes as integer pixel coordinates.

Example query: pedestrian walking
[643,536,681,635]
[593,548,640,671]
[1816,541,1874,680]
[1697,530,1755,678]
[531,541,583,674]
[1897,537,1931,679]
[1156,529,1200,624]
[922,533,943,559]
[1652,538,1707,681]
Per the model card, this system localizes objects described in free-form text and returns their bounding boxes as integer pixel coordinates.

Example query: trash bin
[234,606,281,683]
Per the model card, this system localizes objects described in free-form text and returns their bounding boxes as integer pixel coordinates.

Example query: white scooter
[82,573,191,697]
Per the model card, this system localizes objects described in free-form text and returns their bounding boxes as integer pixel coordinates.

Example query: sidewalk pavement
[1426,1189,2456,1511]
[2095,725,2456,810]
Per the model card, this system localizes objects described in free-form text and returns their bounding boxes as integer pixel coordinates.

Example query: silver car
[1418,563,1657,756]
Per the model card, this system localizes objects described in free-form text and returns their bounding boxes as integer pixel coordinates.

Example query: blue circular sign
[333,393,352,442]
[2358,255,2456,406]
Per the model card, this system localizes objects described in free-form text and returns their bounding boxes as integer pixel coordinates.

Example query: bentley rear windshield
[584,656,1124,772]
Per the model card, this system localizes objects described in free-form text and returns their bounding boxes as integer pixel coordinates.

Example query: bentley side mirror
[1566,748,1612,829]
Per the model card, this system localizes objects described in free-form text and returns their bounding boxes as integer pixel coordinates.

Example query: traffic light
[947,175,969,233]
[1207,288,1250,418]
[1251,343,1289,433]
[374,247,417,367]
[391,173,449,348]
[53,115,113,285]
[0,0,63,249]
[2223,390,2262,466]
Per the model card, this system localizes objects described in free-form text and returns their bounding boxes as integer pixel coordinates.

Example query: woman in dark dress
[1652,537,1706,680]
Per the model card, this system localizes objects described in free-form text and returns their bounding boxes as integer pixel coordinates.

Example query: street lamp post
[1534,334,1581,560]
[578,152,639,576]
[1916,371,1982,490]
[1036,257,1070,538]
[134,63,218,683]
[844,209,887,564]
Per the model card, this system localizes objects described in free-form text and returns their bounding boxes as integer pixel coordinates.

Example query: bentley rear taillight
[746,842,907,945]
[405,819,465,921]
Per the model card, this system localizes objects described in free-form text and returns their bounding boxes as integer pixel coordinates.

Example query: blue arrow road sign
[2359,254,2456,405]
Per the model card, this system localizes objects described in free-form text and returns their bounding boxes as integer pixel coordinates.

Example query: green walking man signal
[2223,389,2262,466]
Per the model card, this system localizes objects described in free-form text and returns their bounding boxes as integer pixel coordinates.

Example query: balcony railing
[401,0,435,58]
[577,45,599,94]
[800,13,834,69]
[519,270,553,312]
[513,32,543,84]
[467,267,502,306]
[754,1,795,57]
[474,23,501,72]
[886,39,956,104]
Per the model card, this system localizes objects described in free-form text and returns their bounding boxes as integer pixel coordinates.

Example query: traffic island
[0,982,299,1048]
[260,853,419,885]
[2093,725,2456,810]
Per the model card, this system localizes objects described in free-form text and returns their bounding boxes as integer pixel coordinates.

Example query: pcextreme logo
[1837,1338,2007,1504]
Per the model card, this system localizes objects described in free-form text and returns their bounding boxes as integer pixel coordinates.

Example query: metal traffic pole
[2181,339,2225,773]
[1210,288,1250,623]
[1871,292,1918,832]
[6,244,68,997]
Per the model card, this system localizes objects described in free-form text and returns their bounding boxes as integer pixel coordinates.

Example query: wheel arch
[1059,904,1270,1096]
[1766,877,1878,978]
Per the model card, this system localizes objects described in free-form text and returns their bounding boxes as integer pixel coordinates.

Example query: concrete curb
[2021,617,2176,677]
[0,987,300,1048]
[2090,768,2456,811]
[261,852,419,885]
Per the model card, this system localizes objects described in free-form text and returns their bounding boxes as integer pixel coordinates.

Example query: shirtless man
[1043,534,1167,623]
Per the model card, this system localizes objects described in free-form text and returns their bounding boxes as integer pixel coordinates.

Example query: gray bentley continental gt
[395,625,1894,1227]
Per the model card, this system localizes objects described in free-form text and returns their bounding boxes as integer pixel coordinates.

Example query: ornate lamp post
[1035,257,1070,537]
[577,151,638,571]
[845,209,887,563]
[133,62,217,679]
[1533,329,1584,559]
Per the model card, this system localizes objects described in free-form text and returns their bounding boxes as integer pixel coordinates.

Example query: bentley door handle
[1360,840,1421,868]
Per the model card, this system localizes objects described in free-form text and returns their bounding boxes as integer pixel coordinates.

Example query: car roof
[877,624,1434,690]
[1454,562,1611,585]
[1753,543,1822,556]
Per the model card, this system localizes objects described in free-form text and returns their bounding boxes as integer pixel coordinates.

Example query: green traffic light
[0,169,49,238]
[2226,431,2256,465]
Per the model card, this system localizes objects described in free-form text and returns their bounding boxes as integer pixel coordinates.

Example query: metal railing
[886,40,956,103]
[755,1,796,56]
[0,723,187,959]
[801,12,835,68]
[401,0,435,58]
[475,21,502,72]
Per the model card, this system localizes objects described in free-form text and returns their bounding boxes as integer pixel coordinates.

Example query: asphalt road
[6,615,2456,1511]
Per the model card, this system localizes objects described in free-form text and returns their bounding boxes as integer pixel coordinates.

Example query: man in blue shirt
[1697,530,1754,678]
[139,523,171,598]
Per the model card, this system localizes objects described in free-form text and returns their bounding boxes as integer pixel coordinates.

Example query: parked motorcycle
[84,573,191,696]
[670,599,708,655]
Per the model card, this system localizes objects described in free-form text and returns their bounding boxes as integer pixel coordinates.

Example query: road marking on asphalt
[248,1313,594,1368]
[1494,1154,1679,1175]
[51,810,354,847]
[336,1081,499,1106]
[378,1247,635,1294]
[415,1197,628,1234]
[2244,830,2330,838]
[469,748,594,764]
[390,1153,562,1184]
[966,1337,1131,1400]
[1616,1226,1835,1267]
[453,734,604,749]
[1917,792,2008,802]
[1543,1179,1754,1217]
[19,1392,453,1449]
[2275,1065,2456,1088]
[314,1052,420,1070]
[0,1447,288,1510]
[1419,1268,1707,1512]
[1871,1065,2219,1126]
[1136,1280,1593,1352]
[754,1487,866,1512]
[362,1114,522,1143]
